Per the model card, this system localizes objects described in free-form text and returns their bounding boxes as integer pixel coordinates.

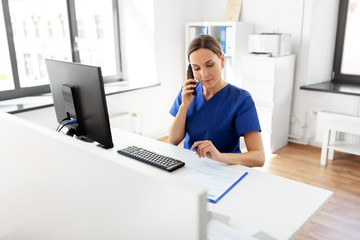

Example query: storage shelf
[329,141,360,156]
[242,55,295,154]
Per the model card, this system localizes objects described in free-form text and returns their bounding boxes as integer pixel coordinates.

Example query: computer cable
[57,118,77,133]
[56,117,70,132]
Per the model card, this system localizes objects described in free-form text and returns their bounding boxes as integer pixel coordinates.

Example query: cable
[57,118,77,133]
[56,117,70,132]
[64,119,77,126]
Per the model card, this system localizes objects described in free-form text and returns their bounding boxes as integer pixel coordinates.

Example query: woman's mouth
[203,79,212,84]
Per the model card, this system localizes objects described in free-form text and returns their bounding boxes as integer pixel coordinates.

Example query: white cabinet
[242,55,296,154]
[185,21,253,85]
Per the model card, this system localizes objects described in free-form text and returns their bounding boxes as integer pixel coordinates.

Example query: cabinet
[242,55,296,155]
[185,21,253,85]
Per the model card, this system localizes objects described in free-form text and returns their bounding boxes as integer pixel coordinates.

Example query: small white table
[320,118,360,165]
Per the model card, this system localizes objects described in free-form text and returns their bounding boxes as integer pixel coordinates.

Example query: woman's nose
[199,68,208,79]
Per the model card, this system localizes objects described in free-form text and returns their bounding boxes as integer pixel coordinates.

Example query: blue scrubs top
[169,83,261,153]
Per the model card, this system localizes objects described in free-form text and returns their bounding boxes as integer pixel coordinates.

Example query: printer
[248,33,291,57]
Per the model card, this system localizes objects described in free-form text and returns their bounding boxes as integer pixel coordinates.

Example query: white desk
[0,110,332,240]
[106,129,332,240]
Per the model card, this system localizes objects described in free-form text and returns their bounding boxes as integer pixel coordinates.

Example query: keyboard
[117,146,185,172]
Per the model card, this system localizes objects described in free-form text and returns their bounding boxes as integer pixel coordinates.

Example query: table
[321,118,360,165]
[109,129,333,240]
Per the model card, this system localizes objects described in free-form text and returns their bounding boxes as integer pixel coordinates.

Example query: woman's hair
[187,34,223,62]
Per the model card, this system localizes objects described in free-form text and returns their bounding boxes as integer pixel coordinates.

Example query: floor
[263,143,360,240]
[157,138,360,240]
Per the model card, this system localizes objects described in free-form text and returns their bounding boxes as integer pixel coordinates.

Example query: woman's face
[189,48,224,88]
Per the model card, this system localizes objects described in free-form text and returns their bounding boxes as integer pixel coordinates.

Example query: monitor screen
[45,59,114,149]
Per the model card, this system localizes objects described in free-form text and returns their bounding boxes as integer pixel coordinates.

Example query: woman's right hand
[181,71,197,108]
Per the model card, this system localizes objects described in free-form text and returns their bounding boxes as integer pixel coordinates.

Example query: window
[0,0,122,101]
[22,21,27,37]
[47,20,53,38]
[94,16,104,40]
[11,17,16,37]
[9,0,72,89]
[59,14,66,39]
[33,16,40,38]
[0,3,14,91]
[37,54,46,79]
[74,0,118,76]
[23,54,33,77]
[77,19,85,38]
[333,0,360,84]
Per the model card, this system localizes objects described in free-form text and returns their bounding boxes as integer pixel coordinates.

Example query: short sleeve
[234,93,261,136]
[169,87,183,117]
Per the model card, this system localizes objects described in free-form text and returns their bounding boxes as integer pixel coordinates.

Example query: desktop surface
[0,112,332,240]
[108,129,332,239]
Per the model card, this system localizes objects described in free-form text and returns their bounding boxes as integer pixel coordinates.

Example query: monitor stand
[66,128,110,149]
[66,128,93,143]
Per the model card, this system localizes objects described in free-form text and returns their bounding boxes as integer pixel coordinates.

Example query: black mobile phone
[187,64,197,95]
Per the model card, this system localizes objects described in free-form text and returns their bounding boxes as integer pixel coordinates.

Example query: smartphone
[187,64,197,95]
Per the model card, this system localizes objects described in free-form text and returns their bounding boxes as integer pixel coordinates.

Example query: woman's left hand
[190,140,223,161]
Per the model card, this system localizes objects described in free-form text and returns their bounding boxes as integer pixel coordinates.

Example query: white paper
[182,161,248,203]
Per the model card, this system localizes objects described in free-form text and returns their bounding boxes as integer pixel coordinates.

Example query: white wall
[15,0,360,146]
[107,0,204,138]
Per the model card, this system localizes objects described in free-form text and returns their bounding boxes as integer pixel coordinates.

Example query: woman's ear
[220,54,225,69]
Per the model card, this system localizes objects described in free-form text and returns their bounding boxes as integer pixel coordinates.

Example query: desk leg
[328,129,336,160]
[320,127,330,165]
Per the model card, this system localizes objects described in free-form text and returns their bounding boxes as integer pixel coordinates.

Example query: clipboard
[182,162,248,203]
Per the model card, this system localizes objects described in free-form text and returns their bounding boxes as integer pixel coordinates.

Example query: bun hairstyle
[187,34,223,62]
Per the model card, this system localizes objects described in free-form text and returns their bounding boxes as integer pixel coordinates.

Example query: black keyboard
[117,146,185,172]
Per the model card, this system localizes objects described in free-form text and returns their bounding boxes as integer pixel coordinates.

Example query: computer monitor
[45,59,114,149]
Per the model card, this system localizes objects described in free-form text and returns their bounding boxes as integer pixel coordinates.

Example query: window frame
[0,0,123,101]
[333,0,360,84]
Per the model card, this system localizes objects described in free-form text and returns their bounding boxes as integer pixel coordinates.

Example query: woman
[169,34,265,167]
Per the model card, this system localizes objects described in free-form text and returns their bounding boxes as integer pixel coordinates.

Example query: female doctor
[169,34,265,167]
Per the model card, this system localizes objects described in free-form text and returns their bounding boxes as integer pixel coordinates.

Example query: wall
[106,0,204,138]
[239,0,309,144]
[15,0,360,146]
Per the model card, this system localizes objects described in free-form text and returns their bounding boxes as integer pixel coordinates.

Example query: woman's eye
[206,64,214,67]
[194,68,200,71]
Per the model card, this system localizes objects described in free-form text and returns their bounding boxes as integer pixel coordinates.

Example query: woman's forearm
[169,105,189,146]
[222,131,265,167]
[218,150,265,167]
